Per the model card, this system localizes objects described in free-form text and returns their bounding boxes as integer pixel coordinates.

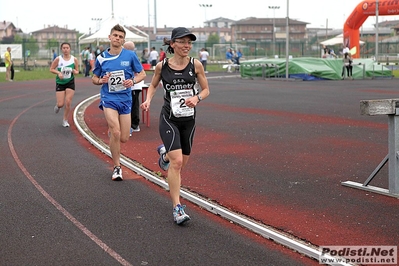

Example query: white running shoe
[62,120,70,127]
[54,105,60,114]
[173,204,191,225]
[157,144,170,171]
[112,166,123,181]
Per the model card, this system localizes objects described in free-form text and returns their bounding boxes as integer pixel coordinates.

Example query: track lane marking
[7,98,132,266]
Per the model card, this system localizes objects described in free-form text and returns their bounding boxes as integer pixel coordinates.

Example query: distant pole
[285,0,289,79]
[269,6,280,57]
[325,18,328,39]
[375,0,379,62]
[154,0,157,34]
[147,0,150,28]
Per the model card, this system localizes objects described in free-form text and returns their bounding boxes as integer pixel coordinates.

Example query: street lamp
[91,18,102,32]
[268,6,280,57]
[199,4,212,25]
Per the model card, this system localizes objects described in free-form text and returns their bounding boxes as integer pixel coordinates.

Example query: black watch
[197,94,202,102]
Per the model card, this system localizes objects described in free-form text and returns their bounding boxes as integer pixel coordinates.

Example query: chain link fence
[4,39,399,70]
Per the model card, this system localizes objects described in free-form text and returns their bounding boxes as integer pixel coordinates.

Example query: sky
[2,0,399,34]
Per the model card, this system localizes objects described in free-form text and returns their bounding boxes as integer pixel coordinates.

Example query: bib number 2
[170,90,194,118]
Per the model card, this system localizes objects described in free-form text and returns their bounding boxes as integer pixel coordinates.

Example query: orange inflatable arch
[344,0,399,58]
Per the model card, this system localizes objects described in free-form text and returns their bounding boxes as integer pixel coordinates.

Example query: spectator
[4,47,13,82]
[123,41,143,134]
[199,48,209,73]
[226,48,234,72]
[148,46,159,69]
[159,47,166,62]
[342,52,353,80]
[83,47,91,77]
[141,48,149,64]
[52,49,57,61]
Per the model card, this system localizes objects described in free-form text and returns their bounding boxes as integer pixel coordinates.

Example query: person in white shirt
[199,48,209,73]
[342,45,350,56]
[148,47,159,69]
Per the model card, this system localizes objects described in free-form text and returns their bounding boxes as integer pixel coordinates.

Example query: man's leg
[104,108,122,167]
[84,60,89,76]
[5,66,10,80]
[131,90,141,129]
[10,65,14,80]
[104,108,131,167]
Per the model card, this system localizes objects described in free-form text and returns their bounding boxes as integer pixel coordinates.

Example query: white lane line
[74,94,352,266]
[8,99,132,266]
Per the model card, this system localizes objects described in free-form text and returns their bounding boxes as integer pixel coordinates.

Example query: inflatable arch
[344,0,399,58]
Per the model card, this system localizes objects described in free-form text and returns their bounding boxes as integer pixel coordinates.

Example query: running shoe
[62,120,70,127]
[112,166,123,181]
[173,204,191,225]
[157,144,170,171]
[54,105,60,114]
[129,125,140,136]
[132,125,140,132]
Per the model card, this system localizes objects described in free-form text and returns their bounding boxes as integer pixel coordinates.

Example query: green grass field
[0,67,55,82]
[0,64,227,83]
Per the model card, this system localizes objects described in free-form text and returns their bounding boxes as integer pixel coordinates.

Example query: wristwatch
[132,78,137,84]
[197,94,202,102]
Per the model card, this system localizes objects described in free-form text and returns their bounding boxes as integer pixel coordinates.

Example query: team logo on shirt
[120,61,130,67]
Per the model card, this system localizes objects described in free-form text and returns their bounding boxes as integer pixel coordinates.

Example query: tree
[14,35,39,56]
[46,38,59,50]
[206,33,220,48]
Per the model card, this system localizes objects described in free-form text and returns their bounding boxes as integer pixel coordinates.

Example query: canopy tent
[320,34,364,46]
[79,17,148,46]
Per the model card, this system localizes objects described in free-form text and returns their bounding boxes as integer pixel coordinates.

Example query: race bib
[170,90,194,118]
[108,70,126,92]
[61,67,72,79]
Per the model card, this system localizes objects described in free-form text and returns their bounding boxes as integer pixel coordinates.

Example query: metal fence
[4,39,399,70]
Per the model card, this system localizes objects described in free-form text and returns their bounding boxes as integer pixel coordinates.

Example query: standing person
[89,50,95,74]
[52,49,57,61]
[92,24,146,181]
[199,48,209,73]
[141,27,210,224]
[235,49,242,65]
[148,46,159,69]
[343,52,353,80]
[9,48,15,81]
[50,42,79,127]
[159,47,166,62]
[141,48,149,64]
[123,41,143,134]
[95,45,105,58]
[83,47,91,77]
[225,48,233,72]
[4,47,13,82]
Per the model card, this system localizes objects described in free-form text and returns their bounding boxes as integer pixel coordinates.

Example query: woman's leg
[164,150,185,207]
[63,88,75,121]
